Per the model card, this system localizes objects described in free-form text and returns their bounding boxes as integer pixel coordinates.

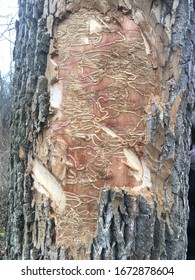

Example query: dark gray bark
[5,0,195,260]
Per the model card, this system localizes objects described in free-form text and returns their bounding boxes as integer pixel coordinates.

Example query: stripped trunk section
[6,0,195,260]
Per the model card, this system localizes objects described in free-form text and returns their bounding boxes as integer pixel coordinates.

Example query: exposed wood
[5,0,195,260]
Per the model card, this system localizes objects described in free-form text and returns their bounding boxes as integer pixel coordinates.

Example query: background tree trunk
[5,0,195,260]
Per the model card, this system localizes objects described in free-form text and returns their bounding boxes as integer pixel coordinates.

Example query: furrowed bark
[5,0,195,259]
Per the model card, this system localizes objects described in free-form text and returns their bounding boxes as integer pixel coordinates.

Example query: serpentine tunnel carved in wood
[31,10,159,257]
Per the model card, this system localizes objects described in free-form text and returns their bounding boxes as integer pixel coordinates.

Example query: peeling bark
[5,0,195,260]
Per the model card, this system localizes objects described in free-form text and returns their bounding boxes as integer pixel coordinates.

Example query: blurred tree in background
[0,0,17,259]
[0,72,12,227]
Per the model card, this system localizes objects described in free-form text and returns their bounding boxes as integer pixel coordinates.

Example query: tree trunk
[5,0,195,260]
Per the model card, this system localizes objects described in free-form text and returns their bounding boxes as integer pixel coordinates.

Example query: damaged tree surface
[5,0,195,260]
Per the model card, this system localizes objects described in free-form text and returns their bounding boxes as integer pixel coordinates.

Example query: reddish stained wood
[57,15,152,192]
[36,10,157,253]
